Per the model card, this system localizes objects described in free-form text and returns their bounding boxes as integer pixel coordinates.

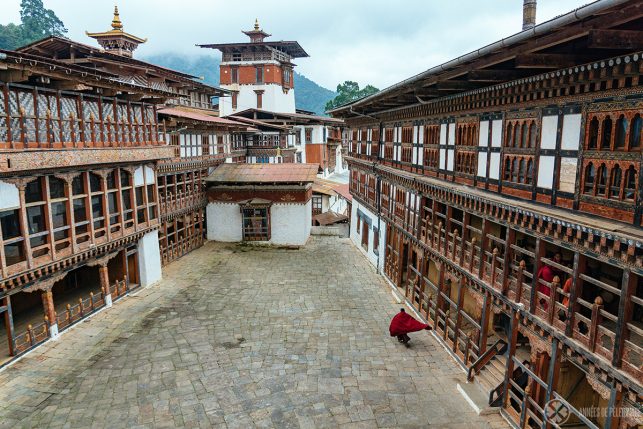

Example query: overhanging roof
[198,41,309,58]
[233,108,344,126]
[329,0,643,117]
[206,163,319,184]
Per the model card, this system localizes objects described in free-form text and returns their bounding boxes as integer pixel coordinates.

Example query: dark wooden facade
[332,2,642,427]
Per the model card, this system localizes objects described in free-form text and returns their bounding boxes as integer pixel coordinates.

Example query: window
[242,207,270,241]
[283,68,291,85]
[305,128,312,143]
[312,195,322,217]
[615,115,627,149]
[584,162,595,194]
[356,215,361,234]
[624,166,637,201]
[256,91,263,109]
[0,209,25,266]
[630,114,641,149]
[231,92,238,110]
[361,221,369,250]
[601,116,612,150]
[596,164,608,196]
[588,117,599,149]
[609,165,622,199]
[256,67,263,84]
[231,67,238,84]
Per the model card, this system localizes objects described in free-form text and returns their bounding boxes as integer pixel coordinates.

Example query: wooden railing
[13,319,49,354]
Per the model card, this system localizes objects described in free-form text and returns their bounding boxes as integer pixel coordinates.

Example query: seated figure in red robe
[389,308,431,344]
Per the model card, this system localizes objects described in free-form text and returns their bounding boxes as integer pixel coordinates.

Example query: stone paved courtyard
[0,237,509,428]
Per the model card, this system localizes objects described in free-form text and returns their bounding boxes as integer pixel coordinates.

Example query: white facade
[219,82,296,116]
[137,230,162,287]
[350,200,386,271]
[206,200,311,246]
[0,180,19,210]
[206,203,243,242]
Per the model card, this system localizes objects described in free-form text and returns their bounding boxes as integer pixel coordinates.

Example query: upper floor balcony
[0,83,173,173]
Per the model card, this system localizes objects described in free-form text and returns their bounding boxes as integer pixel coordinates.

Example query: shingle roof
[206,163,319,184]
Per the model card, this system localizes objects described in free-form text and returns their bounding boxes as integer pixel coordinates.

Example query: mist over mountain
[143,53,336,115]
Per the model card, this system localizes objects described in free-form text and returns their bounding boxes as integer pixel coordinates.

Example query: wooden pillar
[501,228,515,295]
[542,338,560,429]
[479,291,492,354]
[99,264,112,307]
[612,269,634,367]
[565,252,583,337]
[529,238,544,314]
[502,309,520,409]
[41,289,58,338]
[2,296,16,356]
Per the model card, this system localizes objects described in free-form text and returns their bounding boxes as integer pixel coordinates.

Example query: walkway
[0,237,509,428]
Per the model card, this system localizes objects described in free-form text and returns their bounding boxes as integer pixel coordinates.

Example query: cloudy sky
[3,0,591,91]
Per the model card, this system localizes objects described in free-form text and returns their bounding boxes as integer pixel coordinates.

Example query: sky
[3,0,592,91]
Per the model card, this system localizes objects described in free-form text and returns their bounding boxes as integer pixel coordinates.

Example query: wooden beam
[0,69,31,83]
[468,69,523,82]
[588,29,643,50]
[436,81,479,91]
[515,53,589,69]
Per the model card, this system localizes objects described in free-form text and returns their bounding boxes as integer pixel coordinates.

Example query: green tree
[0,0,67,50]
[325,80,380,111]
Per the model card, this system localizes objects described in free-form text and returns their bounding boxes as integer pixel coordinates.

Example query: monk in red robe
[389,308,431,344]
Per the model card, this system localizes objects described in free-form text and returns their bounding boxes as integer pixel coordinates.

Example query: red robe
[389,311,430,337]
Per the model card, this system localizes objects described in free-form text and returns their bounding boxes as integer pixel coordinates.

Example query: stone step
[456,378,502,416]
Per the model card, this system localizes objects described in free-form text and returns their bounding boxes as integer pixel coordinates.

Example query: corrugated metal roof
[206,163,319,184]
[158,108,249,127]
[313,211,349,226]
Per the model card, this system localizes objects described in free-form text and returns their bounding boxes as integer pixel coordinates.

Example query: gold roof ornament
[112,6,123,31]
[85,5,146,57]
[254,18,260,31]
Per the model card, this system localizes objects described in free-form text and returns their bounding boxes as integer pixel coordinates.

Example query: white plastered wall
[0,180,19,210]
[219,83,296,115]
[137,230,162,287]
[350,200,386,271]
[206,202,243,242]
[270,201,311,245]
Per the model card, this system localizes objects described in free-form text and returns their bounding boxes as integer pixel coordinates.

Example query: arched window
[601,116,612,150]
[506,123,514,147]
[511,158,519,182]
[609,165,622,199]
[504,158,512,180]
[521,123,529,149]
[630,114,641,149]
[596,163,608,196]
[615,115,627,149]
[624,166,637,201]
[584,163,595,194]
[526,160,534,185]
[588,117,599,149]
[519,159,527,183]
[529,122,537,148]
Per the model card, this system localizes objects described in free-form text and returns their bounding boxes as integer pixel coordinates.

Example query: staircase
[458,339,509,414]
[476,353,507,394]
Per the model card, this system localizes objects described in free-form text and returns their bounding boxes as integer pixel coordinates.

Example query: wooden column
[99,264,112,307]
[479,291,492,354]
[2,296,16,356]
[41,289,56,329]
[502,309,520,409]
[612,269,635,367]
[529,238,544,314]
[501,227,516,295]
[55,173,80,253]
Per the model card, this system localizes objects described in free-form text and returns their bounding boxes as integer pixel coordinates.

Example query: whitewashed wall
[0,180,19,210]
[271,201,311,245]
[137,230,162,287]
[219,83,296,115]
[350,200,386,271]
[206,202,243,242]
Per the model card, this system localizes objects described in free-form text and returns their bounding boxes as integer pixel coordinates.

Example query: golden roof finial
[112,5,123,31]
[254,18,260,31]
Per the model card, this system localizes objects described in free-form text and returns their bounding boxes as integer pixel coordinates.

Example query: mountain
[142,53,336,115]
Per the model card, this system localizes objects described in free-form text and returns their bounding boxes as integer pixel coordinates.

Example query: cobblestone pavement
[0,237,509,428]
